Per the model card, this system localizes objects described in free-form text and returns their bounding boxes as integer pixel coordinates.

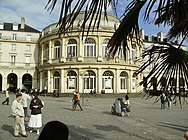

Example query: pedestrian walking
[73,91,82,111]
[21,89,31,121]
[167,95,172,109]
[28,92,43,135]
[124,93,130,105]
[11,92,27,137]
[160,93,167,109]
[44,85,47,96]
[71,91,77,111]
[2,88,10,105]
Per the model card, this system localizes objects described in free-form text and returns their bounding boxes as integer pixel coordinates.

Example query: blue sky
[0,0,187,47]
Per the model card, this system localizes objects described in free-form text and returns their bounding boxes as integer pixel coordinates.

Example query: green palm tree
[46,0,188,105]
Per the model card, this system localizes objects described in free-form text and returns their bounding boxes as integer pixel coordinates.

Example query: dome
[41,12,120,36]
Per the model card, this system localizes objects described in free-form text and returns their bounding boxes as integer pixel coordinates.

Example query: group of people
[160,92,172,110]
[11,89,43,137]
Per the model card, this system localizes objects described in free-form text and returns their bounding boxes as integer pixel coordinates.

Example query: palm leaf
[45,0,118,37]
[134,42,188,107]
[107,0,146,57]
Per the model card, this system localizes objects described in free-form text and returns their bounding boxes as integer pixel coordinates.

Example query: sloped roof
[0,23,40,33]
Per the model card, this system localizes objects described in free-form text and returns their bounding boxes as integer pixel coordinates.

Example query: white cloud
[0,0,60,31]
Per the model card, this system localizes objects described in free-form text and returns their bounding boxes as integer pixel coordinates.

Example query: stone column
[129,70,132,93]
[39,71,43,91]
[17,76,22,89]
[78,69,83,94]
[97,69,102,94]
[41,44,44,65]
[48,40,52,64]
[78,36,84,62]
[116,69,120,94]
[47,70,51,92]
[60,69,65,93]
[97,35,102,62]
[2,75,7,91]
[61,38,66,62]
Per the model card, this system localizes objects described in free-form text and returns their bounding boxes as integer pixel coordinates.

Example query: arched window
[102,71,113,89]
[102,39,110,57]
[84,38,96,57]
[120,72,128,89]
[7,73,18,92]
[44,44,49,60]
[54,41,61,59]
[83,70,96,90]
[67,71,77,89]
[22,74,32,90]
[53,71,60,91]
[67,39,77,57]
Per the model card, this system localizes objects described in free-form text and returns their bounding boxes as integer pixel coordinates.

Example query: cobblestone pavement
[0,94,188,140]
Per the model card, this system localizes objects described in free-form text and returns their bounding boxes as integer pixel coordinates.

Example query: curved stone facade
[38,13,143,94]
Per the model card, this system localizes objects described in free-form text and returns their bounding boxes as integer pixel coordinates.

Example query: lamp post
[80,70,89,106]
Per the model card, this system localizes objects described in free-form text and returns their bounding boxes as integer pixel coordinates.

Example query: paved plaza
[0,93,188,140]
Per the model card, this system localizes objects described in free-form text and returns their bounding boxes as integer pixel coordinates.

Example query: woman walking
[28,92,43,135]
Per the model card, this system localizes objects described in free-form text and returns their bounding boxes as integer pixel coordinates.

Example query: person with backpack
[73,91,82,111]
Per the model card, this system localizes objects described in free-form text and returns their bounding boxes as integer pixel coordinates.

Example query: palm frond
[107,0,146,57]
[134,42,188,106]
[45,0,118,37]
[154,0,188,41]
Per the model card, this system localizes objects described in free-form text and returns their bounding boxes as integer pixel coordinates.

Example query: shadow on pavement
[68,125,105,140]
[157,122,188,132]
[102,111,113,115]
[93,124,125,133]
[2,124,13,135]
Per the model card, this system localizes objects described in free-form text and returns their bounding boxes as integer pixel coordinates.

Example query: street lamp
[80,70,89,106]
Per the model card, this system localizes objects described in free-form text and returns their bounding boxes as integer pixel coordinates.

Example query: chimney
[157,32,163,42]
[21,17,25,30]
[139,28,145,40]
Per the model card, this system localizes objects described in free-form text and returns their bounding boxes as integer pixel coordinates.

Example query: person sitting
[37,121,69,140]
[53,90,60,98]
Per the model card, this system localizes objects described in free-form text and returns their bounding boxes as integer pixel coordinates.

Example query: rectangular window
[102,78,113,89]
[84,44,95,57]
[12,34,17,40]
[26,45,31,52]
[67,45,77,57]
[0,33,2,39]
[10,55,16,63]
[11,44,16,51]
[25,56,30,64]
[54,77,60,90]
[120,78,126,89]
[0,23,3,29]
[13,24,18,30]
[54,47,60,59]
[67,77,77,89]
[26,35,31,41]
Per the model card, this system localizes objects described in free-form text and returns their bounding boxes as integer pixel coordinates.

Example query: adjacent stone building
[0,18,40,92]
